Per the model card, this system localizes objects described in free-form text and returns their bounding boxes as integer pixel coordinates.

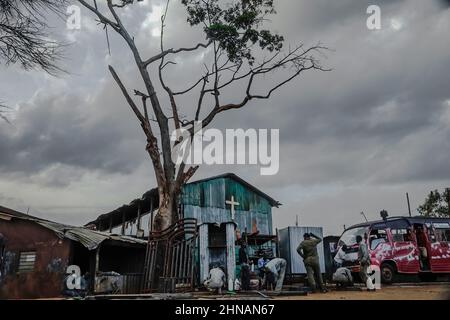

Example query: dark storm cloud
[0,0,449,232]
[0,80,148,186]
[199,0,450,188]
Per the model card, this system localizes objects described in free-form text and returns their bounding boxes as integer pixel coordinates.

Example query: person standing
[257,254,269,278]
[238,243,251,291]
[297,233,327,293]
[356,235,375,291]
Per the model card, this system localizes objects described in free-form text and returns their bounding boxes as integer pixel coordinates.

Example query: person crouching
[204,265,226,295]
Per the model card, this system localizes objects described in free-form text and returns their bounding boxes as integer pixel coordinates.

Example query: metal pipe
[361,211,368,222]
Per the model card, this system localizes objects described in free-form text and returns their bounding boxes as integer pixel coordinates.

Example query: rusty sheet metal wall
[182,177,273,235]
[225,178,271,214]
[182,178,272,214]
[183,205,272,236]
[278,226,325,275]
[0,219,71,299]
[182,178,225,208]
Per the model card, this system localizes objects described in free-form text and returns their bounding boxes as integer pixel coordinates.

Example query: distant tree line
[418,188,450,218]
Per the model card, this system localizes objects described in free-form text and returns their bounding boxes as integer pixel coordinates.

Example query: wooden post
[121,211,126,235]
[93,245,101,293]
[95,247,100,273]
[199,224,209,283]
[149,199,154,233]
[226,223,236,292]
[137,202,142,234]
[275,228,280,257]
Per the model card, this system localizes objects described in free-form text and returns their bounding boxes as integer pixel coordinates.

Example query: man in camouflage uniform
[297,233,327,293]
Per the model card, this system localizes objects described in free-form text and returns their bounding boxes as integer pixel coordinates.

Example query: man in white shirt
[204,266,226,294]
[333,245,348,268]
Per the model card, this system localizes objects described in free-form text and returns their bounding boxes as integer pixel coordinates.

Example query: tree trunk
[153,184,180,232]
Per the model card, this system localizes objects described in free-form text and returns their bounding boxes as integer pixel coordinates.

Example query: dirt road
[276,283,450,300]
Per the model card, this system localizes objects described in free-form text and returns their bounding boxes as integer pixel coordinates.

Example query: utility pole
[406,193,412,217]
[295,215,299,227]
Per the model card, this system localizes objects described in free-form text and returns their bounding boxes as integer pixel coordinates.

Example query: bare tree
[78,0,329,231]
[0,0,66,73]
[0,0,67,122]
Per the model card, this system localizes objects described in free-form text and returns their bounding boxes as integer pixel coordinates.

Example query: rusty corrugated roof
[86,173,280,230]
[0,206,146,250]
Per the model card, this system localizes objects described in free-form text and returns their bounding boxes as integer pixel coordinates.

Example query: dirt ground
[275,283,450,300]
[191,283,450,301]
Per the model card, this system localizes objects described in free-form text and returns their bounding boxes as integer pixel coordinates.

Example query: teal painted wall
[181,178,273,235]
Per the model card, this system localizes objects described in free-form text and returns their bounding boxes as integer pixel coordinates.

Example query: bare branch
[109,65,145,124]
[143,41,212,67]
[108,64,167,186]
[196,45,330,130]
[0,0,67,74]
[158,0,181,130]
[78,0,120,31]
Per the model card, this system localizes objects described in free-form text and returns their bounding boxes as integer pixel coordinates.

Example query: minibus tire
[380,263,396,284]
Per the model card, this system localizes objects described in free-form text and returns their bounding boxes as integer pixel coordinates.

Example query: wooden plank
[226,223,236,292]
[199,224,209,283]
[137,202,141,231]
[121,211,126,235]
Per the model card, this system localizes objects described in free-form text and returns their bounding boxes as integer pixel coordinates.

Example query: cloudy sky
[1,0,449,236]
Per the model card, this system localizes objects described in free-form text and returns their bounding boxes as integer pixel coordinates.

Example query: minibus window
[369,229,387,250]
[338,227,368,247]
[434,229,450,242]
[428,229,436,242]
[391,229,412,242]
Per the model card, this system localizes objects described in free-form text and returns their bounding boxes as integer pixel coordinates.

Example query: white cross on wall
[226,195,240,221]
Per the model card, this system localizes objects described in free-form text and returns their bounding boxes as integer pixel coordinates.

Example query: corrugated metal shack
[87,173,281,292]
[278,226,326,275]
[182,174,280,290]
[0,206,146,299]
